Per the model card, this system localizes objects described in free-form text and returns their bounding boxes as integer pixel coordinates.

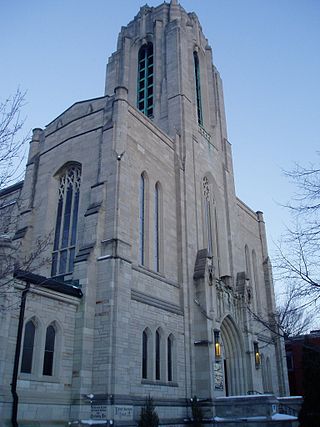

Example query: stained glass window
[51,164,81,276]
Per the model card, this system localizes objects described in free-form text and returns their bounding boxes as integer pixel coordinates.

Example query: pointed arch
[193,50,203,125]
[21,319,36,374]
[139,172,149,266]
[51,162,82,276]
[220,315,246,395]
[167,333,175,382]
[137,43,154,117]
[43,324,56,376]
[142,327,152,379]
[155,327,162,380]
[154,181,163,272]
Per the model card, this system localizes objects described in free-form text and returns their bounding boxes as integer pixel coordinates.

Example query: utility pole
[11,282,30,427]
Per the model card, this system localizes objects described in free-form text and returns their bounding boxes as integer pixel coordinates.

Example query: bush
[191,395,203,427]
[138,395,159,427]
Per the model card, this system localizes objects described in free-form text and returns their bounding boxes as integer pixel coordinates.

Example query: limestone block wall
[0,285,80,425]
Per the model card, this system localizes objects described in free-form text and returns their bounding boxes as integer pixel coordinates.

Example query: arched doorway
[220,315,246,396]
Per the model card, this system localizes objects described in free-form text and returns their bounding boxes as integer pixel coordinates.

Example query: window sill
[141,379,178,387]
[133,264,180,288]
[18,373,60,383]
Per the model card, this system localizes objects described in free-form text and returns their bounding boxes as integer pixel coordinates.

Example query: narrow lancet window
[51,164,81,276]
[154,183,160,272]
[142,330,148,379]
[156,329,161,380]
[43,325,56,376]
[139,174,145,265]
[137,43,154,117]
[194,51,203,125]
[167,335,173,382]
[21,321,35,374]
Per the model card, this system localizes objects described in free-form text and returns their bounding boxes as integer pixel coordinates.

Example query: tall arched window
[51,164,81,276]
[43,325,56,376]
[252,250,261,312]
[154,182,161,272]
[21,320,36,374]
[167,334,174,382]
[139,174,146,265]
[203,177,213,256]
[137,43,154,118]
[194,51,203,125]
[142,330,148,379]
[155,329,161,380]
[245,245,251,281]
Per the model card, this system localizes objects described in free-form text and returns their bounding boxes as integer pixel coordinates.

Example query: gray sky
[1,0,319,267]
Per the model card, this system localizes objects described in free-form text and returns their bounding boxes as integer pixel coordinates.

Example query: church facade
[0,1,290,426]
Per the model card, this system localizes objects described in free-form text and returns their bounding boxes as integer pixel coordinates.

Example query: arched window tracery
[52,164,81,276]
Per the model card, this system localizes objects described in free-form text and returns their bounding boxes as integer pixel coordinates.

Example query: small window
[156,329,161,380]
[21,321,35,374]
[286,352,294,371]
[137,43,154,117]
[142,330,148,379]
[43,325,56,376]
[167,334,174,382]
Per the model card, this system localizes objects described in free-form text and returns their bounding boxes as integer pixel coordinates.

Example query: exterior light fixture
[214,330,221,358]
[254,342,261,367]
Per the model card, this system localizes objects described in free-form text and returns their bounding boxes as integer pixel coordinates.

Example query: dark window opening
[43,325,56,376]
[194,51,203,125]
[156,330,160,380]
[168,335,173,382]
[137,43,154,118]
[21,321,35,374]
[142,330,148,379]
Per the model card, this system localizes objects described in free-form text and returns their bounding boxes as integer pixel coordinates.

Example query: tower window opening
[193,51,203,126]
[137,43,154,118]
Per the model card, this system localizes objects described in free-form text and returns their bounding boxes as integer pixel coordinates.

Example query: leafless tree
[275,158,320,306]
[276,285,315,338]
[0,88,29,191]
[0,90,51,312]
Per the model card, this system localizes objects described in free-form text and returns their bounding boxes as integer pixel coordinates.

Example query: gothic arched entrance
[220,315,246,396]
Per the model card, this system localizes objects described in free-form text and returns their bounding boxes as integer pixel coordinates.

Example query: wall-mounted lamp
[254,342,261,367]
[214,330,221,358]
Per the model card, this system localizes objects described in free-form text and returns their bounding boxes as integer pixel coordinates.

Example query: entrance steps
[208,394,301,426]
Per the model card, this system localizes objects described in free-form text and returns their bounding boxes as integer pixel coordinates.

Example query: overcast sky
[1,0,319,269]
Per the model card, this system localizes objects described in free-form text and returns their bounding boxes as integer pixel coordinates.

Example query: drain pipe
[11,281,30,427]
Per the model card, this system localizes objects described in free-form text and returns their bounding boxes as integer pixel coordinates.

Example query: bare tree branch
[0,89,29,190]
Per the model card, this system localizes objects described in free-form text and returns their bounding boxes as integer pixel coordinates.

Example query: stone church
[0,1,292,426]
